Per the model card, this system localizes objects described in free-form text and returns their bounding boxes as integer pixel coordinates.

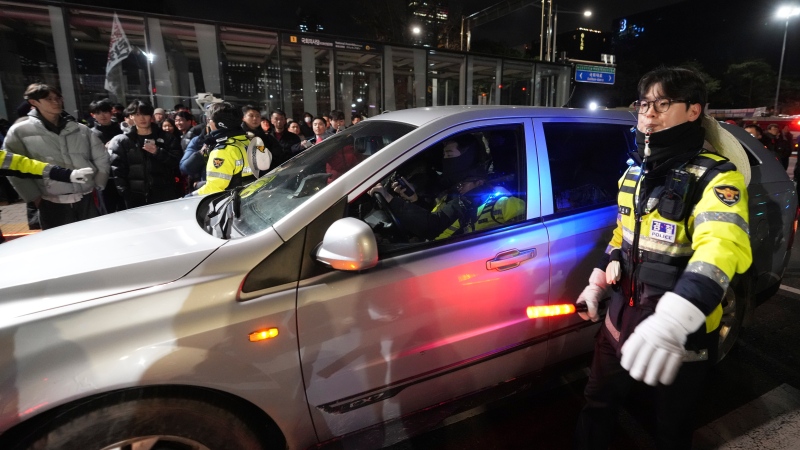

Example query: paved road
[387,244,800,449]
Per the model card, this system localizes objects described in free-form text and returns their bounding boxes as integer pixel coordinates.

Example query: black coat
[109,124,182,207]
[91,122,122,144]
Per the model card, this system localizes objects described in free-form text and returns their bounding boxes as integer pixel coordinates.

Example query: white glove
[606,260,621,285]
[70,167,94,184]
[620,292,706,386]
[576,268,608,322]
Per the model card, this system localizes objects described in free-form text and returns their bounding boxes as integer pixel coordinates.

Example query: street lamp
[774,5,800,114]
[551,8,592,62]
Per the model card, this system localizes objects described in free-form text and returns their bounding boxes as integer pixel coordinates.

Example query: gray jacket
[3,111,110,202]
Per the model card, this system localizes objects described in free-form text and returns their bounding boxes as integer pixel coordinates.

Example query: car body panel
[0,197,222,319]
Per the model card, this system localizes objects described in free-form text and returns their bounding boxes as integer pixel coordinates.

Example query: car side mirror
[316,218,378,271]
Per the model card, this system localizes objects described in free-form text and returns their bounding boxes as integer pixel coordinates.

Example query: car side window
[349,125,527,253]
[544,122,635,213]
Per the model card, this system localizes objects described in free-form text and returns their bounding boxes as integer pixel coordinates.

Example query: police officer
[370,134,524,241]
[189,102,254,196]
[574,67,752,449]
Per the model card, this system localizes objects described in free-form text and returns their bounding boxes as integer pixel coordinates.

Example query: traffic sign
[575,64,615,85]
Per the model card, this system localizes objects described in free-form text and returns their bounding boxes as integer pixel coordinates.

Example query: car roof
[372,106,637,127]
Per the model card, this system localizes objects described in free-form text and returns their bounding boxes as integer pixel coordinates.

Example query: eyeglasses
[632,98,687,114]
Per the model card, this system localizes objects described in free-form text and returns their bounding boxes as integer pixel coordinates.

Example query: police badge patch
[213,158,224,169]
[713,185,740,206]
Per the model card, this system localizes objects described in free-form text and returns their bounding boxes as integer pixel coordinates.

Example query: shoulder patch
[713,185,741,206]
[619,205,631,216]
[213,157,225,169]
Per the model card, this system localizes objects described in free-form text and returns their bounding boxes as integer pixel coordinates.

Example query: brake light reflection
[526,304,576,319]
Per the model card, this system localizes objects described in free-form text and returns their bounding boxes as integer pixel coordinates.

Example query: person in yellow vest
[574,67,752,449]
[188,102,254,196]
[369,134,524,241]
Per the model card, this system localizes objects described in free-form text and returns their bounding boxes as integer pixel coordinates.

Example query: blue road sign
[575,64,615,85]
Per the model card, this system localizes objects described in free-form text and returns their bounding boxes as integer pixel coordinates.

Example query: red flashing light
[522,87,527,91]
[498,84,503,89]
[152,87,157,94]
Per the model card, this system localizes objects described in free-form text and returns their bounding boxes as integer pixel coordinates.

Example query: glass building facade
[0,1,572,123]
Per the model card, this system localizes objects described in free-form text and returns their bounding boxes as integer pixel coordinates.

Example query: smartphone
[396,177,415,197]
[144,139,155,146]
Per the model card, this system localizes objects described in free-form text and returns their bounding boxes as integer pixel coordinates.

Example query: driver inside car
[369,134,525,241]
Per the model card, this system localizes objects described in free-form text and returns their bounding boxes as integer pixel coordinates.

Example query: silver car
[0,106,795,449]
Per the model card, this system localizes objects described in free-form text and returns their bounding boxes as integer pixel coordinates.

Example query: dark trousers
[574,327,717,450]
[38,195,99,230]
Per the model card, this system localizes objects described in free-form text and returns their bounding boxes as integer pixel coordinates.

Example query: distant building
[554,28,611,62]
[408,1,448,47]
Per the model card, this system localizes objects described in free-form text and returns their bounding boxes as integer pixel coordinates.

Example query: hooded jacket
[108,123,182,206]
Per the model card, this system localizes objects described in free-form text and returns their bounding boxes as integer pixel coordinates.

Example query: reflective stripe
[693,211,749,236]
[207,171,233,180]
[605,244,619,255]
[605,313,620,341]
[42,163,54,179]
[685,261,730,291]
[622,225,694,257]
[1,152,12,170]
[620,185,636,194]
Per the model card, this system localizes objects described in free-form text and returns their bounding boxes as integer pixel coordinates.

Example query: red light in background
[522,87,526,91]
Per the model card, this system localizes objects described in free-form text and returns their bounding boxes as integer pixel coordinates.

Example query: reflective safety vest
[0,148,52,178]
[196,135,254,196]
[603,151,752,350]
[435,188,526,240]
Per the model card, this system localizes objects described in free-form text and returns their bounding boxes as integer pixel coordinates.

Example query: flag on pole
[104,13,132,92]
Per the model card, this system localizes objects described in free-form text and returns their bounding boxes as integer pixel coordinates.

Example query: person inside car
[369,134,524,241]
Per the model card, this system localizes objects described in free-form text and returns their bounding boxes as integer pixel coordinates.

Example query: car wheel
[717,274,751,362]
[20,396,273,450]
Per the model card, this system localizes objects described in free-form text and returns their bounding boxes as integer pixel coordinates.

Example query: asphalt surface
[387,231,800,449]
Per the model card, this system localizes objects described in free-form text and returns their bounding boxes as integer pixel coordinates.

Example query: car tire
[19,396,273,450]
[717,273,751,362]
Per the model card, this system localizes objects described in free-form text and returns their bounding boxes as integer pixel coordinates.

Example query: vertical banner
[104,13,132,101]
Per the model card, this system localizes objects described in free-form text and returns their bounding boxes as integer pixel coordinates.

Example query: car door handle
[486,248,536,271]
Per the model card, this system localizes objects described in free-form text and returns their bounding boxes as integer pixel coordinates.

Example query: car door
[296,119,552,440]
[536,118,638,364]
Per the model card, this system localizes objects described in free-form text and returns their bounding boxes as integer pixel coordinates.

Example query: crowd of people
[0,82,365,241]
[739,121,796,173]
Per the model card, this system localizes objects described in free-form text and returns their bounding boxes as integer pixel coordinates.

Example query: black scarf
[635,119,705,172]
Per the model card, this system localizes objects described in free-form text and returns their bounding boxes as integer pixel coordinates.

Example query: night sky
[72,0,800,84]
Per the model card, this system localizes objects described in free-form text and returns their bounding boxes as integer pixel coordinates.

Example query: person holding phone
[108,100,183,208]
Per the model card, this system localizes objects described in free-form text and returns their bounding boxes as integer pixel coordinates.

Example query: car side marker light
[249,328,279,342]
[526,304,577,319]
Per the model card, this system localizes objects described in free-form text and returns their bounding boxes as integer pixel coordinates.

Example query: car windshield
[229,121,416,237]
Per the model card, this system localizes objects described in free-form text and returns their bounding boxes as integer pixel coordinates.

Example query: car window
[228,121,415,237]
[544,122,635,213]
[349,124,527,254]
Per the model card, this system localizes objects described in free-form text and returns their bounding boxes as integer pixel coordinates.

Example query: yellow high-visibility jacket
[602,152,752,351]
[196,135,254,196]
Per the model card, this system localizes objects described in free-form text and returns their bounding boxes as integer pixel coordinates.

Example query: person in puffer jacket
[108,100,183,209]
[3,83,109,229]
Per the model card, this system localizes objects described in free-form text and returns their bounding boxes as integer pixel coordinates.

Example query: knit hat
[154,108,165,115]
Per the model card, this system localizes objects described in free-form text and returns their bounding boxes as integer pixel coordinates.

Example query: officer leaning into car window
[369,134,523,241]
[188,102,254,196]
[573,67,752,450]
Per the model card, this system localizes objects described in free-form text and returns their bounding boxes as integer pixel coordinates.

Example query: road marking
[694,383,800,449]
[780,284,800,296]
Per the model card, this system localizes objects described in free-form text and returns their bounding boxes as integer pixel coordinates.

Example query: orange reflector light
[249,328,279,342]
[526,304,576,319]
